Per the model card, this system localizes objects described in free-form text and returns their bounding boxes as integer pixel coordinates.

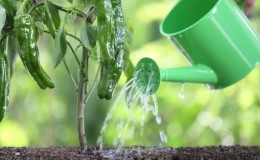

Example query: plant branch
[27,2,44,14]
[52,2,86,18]
[30,1,87,18]
[44,30,82,43]
[63,59,78,90]
[17,0,31,15]
[65,32,82,45]
[73,7,87,18]
[67,42,80,66]
[77,46,89,151]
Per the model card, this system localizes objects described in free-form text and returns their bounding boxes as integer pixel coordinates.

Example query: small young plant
[0,0,133,151]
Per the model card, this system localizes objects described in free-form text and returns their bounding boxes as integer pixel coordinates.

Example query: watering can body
[160,0,260,89]
[135,0,260,94]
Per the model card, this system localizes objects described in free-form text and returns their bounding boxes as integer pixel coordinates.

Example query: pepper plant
[0,0,133,151]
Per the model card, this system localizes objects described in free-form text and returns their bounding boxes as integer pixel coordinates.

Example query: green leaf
[54,28,67,68]
[35,21,44,34]
[1,0,16,17]
[35,21,44,40]
[0,5,6,34]
[73,3,84,10]
[0,0,16,31]
[45,11,55,38]
[44,0,60,38]
[62,6,73,11]
[46,1,61,29]
[67,0,73,4]
[80,23,97,50]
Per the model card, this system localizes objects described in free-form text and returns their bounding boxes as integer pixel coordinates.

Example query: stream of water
[96,74,169,158]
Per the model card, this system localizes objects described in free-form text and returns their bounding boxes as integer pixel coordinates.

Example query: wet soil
[0,145,260,160]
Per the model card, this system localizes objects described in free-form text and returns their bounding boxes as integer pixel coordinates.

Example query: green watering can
[135,0,260,95]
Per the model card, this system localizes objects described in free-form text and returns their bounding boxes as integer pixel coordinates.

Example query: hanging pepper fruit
[0,52,10,122]
[96,0,126,100]
[14,14,55,89]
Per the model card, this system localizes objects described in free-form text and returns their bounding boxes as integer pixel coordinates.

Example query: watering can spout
[160,65,218,84]
[135,58,218,95]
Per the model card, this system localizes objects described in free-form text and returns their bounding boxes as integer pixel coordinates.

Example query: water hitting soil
[96,77,168,158]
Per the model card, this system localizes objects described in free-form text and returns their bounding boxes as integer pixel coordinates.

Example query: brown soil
[0,145,260,160]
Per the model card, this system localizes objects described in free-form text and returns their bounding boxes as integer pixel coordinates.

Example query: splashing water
[96,79,135,150]
[96,72,168,158]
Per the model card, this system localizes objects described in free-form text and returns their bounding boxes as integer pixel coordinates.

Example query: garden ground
[0,145,260,160]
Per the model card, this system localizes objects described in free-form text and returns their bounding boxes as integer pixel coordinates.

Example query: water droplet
[179,83,185,99]
[100,123,107,134]
[97,136,103,150]
[116,121,124,130]
[106,113,112,121]
[140,127,144,136]
[156,116,162,124]
[159,130,168,144]
[140,120,145,127]
[3,106,7,111]
[113,138,119,147]
[179,92,185,99]
[128,126,135,139]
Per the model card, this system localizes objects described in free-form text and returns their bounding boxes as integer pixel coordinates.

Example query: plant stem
[27,2,43,14]
[77,46,89,151]
[17,0,30,15]
[44,30,82,44]
[52,2,86,18]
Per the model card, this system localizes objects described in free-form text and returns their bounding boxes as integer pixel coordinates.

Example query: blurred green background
[1,0,260,148]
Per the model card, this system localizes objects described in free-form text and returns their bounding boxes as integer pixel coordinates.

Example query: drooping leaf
[54,28,67,68]
[44,0,60,38]
[35,21,44,40]
[0,5,6,34]
[35,21,44,34]
[80,23,97,50]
